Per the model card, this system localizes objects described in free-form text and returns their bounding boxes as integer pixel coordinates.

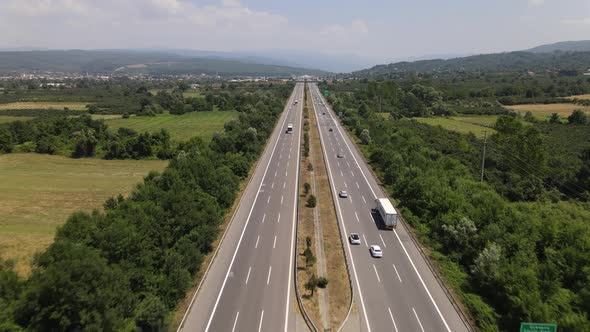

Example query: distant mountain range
[353,40,590,77]
[0,49,325,76]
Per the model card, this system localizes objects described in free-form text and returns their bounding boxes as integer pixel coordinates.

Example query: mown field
[105,111,238,141]
[0,101,91,110]
[567,94,590,100]
[0,116,33,124]
[504,103,590,118]
[414,116,497,137]
[0,153,168,276]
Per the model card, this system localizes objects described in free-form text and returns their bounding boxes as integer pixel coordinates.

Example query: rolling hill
[0,49,324,76]
[353,50,590,77]
[526,40,590,53]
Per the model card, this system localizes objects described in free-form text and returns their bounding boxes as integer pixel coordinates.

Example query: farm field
[567,94,590,100]
[414,117,495,138]
[0,101,90,111]
[0,116,33,124]
[451,115,499,127]
[504,103,590,118]
[105,111,238,141]
[0,153,168,276]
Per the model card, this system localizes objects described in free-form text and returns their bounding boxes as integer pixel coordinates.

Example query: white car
[337,153,344,158]
[370,245,383,258]
[339,190,348,198]
[349,233,361,245]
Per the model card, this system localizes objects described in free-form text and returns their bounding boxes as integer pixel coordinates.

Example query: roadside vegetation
[0,82,294,331]
[321,78,590,331]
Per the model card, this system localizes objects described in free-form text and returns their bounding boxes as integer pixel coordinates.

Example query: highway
[178,83,304,332]
[308,83,471,332]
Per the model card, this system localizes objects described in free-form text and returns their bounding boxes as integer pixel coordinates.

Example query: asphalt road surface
[308,83,472,332]
[178,83,304,332]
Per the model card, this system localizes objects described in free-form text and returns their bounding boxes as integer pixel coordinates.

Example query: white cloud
[561,17,590,25]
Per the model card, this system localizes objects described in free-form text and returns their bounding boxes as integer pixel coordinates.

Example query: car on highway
[337,152,344,158]
[322,112,326,115]
[339,190,348,198]
[349,233,361,245]
[329,128,333,132]
[370,245,383,258]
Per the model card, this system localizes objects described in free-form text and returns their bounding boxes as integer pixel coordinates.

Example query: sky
[1,0,589,65]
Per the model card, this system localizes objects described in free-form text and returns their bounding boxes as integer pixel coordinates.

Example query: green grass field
[504,103,590,119]
[0,116,34,124]
[0,153,167,276]
[415,117,496,138]
[105,111,238,141]
[0,102,90,111]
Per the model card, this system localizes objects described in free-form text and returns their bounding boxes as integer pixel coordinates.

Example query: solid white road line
[273,235,277,249]
[255,236,260,249]
[267,266,272,285]
[379,234,387,248]
[362,234,368,248]
[388,308,399,332]
[413,308,425,332]
[245,267,252,284]
[232,312,240,332]
[258,310,264,332]
[373,264,381,283]
[393,264,402,283]
[262,214,266,224]
[355,211,360,223]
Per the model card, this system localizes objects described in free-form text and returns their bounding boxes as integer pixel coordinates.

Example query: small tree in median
[305,274,318,296]
[304,182,311,195]
[316,276,329,289]
[307,195,316,208]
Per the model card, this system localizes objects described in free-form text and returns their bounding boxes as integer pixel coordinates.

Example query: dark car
[329,128,333,132]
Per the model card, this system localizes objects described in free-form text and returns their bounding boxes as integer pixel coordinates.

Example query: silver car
[339,190,348,198]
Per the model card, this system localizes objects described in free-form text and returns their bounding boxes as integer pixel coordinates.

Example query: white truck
[374,198,398,229]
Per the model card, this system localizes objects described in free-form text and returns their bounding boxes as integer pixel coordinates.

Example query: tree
[316,276,328,288]
[568,109,588,125]
[303,182,311,195]
[307,195,317,208]
[549,113,560,124]
[304,248,316,268]
[305,274,318,296]
[360,129,371,145]
[134,294,167,331]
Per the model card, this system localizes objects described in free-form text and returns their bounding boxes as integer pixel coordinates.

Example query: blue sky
[0,0,589,64]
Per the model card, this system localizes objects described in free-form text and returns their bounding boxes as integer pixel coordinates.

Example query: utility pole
[480,131,488,182]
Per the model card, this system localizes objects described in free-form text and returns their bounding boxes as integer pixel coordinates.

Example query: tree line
[0,83,294,331]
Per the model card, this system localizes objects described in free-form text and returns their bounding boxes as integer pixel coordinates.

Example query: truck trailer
[374,198,398,229]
